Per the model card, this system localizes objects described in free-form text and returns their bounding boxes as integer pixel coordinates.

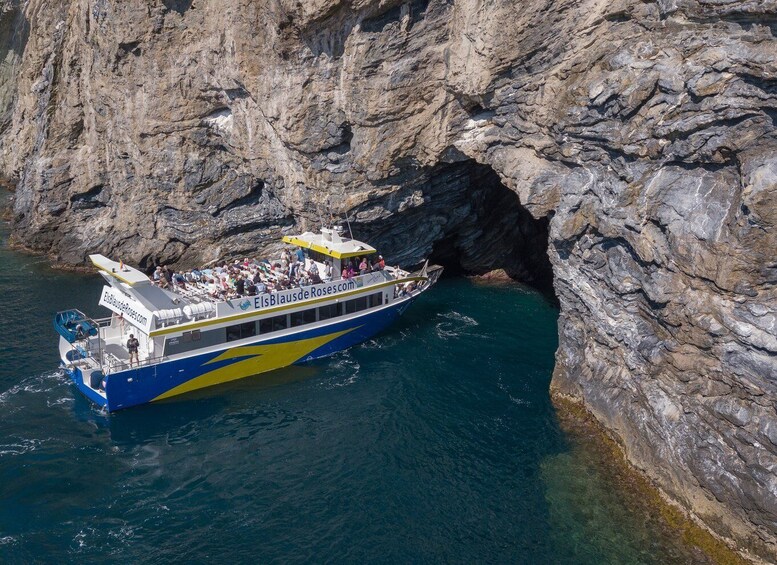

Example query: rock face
[1,0,776,559]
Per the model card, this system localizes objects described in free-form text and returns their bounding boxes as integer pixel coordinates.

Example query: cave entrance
[426,161,554,294]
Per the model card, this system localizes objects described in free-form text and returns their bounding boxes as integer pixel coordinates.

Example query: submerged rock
[0,0,775,559]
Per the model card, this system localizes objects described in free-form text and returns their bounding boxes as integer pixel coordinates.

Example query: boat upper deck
[91,230,412,336]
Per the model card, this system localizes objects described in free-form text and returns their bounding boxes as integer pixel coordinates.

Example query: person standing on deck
[127,334,140,368]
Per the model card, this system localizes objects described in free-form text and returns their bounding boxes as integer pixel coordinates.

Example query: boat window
[318,303,339,321]
[368,292,383,308]
[164,327,224,356]
[226,321,257,342]
[260,314,288,334]
[290,309,317,327]
[344,296,368,314]
[181,329,204,343]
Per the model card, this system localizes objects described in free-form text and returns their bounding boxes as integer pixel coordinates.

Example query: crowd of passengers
[149,247,388,302]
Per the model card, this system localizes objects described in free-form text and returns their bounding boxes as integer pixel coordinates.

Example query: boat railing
[94,316,113,327]
[104,352,168,374]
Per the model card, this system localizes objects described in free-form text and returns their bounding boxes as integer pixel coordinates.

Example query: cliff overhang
[0,0,775,560]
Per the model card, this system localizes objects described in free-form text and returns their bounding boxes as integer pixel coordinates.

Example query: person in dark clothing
[236,277,246,296]
[162,265,174,286]
[127,334,140,368]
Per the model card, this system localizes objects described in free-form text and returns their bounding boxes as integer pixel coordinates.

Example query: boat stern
[61,363,108,410]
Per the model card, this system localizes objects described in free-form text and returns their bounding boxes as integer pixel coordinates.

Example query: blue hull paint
[100,299,413,412]
[66,366,108,409]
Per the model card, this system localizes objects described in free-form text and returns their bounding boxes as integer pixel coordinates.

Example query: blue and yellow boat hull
[70,298,412,412]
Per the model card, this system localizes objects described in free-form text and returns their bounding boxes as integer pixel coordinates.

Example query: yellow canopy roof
[282,230,377,260]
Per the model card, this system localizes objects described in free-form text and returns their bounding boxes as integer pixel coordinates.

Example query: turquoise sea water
[0,204,705,563]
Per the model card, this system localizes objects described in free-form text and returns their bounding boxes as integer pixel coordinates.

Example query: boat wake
[0,437,46,457]
[360,329,409,350]
[0,370,70,411]
[434,311,480,340]
[321,353,361,388]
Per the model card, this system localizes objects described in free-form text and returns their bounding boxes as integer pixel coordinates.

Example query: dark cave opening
[163,0,193,15]
[426,162,554,294]
[351,160,554,297]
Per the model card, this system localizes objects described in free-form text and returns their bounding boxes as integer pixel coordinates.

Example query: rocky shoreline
[551,392,753,565]
[1,0,775,560]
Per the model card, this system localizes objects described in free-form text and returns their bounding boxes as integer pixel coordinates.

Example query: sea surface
[0,206,706,563]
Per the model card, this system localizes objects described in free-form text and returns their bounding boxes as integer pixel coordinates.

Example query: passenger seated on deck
[153,266,162,282]
[173,273,187,289]
[207,279,221,299]
[75,323,86,341]
[359,257,368,275]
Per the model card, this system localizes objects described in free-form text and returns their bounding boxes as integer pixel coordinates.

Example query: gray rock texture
[0,0,775,559]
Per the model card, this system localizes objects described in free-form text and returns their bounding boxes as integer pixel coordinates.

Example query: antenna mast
[344,210,354,240]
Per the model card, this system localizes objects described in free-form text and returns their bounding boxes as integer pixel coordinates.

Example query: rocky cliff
[1,0,775,559]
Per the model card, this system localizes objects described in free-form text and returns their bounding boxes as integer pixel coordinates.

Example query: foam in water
[434,310,483,340]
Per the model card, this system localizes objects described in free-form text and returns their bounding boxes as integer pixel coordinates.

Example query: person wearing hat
[127,333,140,368]
[374,255,385,271]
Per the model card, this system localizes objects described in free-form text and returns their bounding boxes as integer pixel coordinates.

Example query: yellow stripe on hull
[151,327,356,401]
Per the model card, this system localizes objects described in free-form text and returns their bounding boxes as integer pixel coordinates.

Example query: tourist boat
[54,227,442,412]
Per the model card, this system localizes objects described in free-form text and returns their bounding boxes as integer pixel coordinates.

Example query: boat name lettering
[254,279,357,309]
[102,289,149,327]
